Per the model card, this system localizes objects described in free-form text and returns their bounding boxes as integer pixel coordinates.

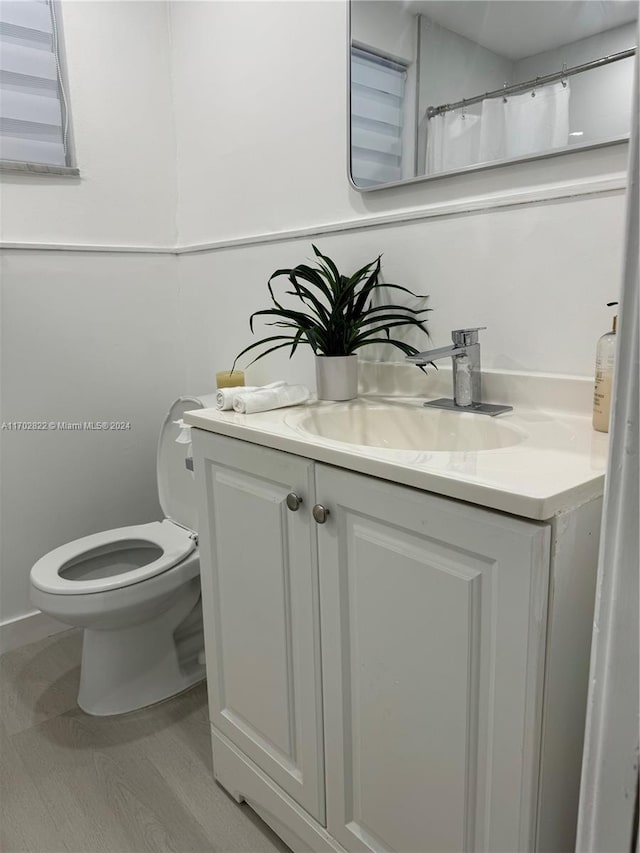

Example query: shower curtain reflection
[425,81,571,174]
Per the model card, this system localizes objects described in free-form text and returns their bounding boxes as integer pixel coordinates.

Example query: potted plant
[233,245,431,401]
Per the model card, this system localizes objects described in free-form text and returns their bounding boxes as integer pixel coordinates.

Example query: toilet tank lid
[156,394,217,532]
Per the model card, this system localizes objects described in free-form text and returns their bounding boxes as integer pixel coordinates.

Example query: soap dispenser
[592,301,618,433]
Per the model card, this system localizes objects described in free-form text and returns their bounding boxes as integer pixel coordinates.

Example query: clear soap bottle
[592,302,618,433]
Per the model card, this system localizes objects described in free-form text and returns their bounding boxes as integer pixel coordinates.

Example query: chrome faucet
[406,327,512,417]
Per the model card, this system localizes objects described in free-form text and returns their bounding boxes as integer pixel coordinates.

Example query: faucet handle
[451,327,487,346]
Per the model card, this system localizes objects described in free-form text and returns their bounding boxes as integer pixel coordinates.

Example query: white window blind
[0,0,68,166]
[351,47,407,188]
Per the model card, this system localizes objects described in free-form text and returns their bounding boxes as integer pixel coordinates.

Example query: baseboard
[0,610,69,656]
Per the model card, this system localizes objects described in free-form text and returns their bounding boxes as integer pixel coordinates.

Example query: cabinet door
[316,465,550,853]
[193,431,325,824]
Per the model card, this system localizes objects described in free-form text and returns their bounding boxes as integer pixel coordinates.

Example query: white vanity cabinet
[316,464,549,853]
[193,432,326,824]
[192,428,600,853]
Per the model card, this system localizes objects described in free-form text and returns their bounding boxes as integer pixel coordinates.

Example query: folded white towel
[216,381,285,411]
[233,384,310,415]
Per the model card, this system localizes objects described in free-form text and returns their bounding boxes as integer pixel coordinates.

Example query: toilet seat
[30,519,196,596]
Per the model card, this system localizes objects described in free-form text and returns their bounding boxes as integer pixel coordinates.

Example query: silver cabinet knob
[312,504,330,524]
[286,492,303,512]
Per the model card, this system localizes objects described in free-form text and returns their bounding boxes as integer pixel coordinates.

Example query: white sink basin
[293,404,525,452]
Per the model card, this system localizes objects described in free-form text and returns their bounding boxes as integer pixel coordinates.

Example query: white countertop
[184,388,608,521]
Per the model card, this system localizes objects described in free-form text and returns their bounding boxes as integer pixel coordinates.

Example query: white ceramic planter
[315,355,358,401]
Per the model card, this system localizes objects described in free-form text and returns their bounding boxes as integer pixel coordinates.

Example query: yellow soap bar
[216,370,245,389]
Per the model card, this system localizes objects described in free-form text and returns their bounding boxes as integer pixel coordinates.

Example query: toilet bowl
[30,395,217,717]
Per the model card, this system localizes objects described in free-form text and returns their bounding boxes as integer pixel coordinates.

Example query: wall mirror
[349,0,638,189]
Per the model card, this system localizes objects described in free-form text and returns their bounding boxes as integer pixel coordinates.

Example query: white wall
[0,1,183,626]
[0,1,177,247]
[179,191,624,394]
[170,1,628,246]
[170,0,347,245]
[170,0,628,375]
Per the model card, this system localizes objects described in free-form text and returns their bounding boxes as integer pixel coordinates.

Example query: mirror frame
[347,4,634,193]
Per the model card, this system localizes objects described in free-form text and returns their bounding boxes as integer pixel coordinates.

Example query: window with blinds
[0,0,70,168]
[350,47,407,188]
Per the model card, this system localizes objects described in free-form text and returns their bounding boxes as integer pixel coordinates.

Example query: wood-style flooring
[0,629,291,853]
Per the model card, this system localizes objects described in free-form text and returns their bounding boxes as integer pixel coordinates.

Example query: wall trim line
[0,172,627,256]
[0,243,175,255]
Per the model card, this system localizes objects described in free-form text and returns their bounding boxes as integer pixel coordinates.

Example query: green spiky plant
[232,245,431,369]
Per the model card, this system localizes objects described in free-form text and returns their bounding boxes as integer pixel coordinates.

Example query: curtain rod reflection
[426,46,637,119]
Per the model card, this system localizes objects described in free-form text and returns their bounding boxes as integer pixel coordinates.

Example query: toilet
[30,395,217,717]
